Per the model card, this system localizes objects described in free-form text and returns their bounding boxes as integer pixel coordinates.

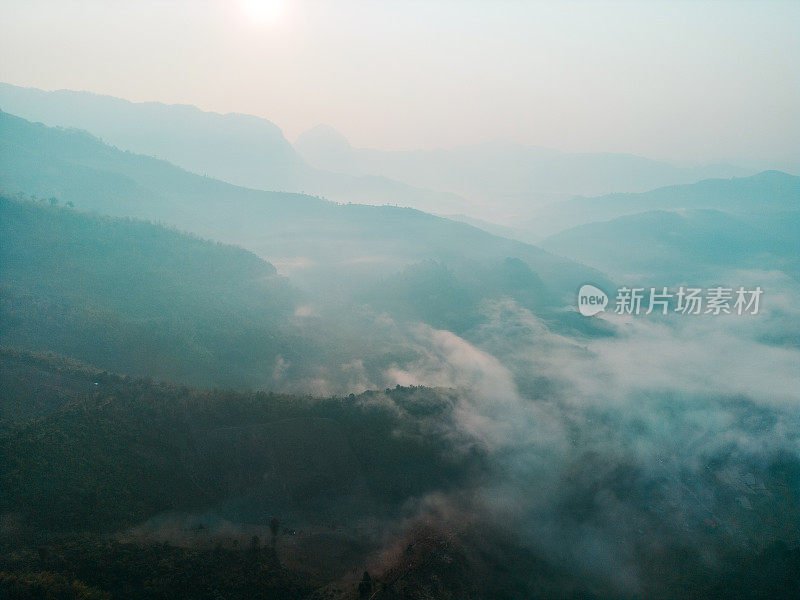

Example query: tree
[270,517,280,546]
[358,571,372,598]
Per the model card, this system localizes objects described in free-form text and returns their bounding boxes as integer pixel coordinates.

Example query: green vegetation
[0,196,305,388]
[0,109,606,300]
[0,348,493,598]
[0,100,798,600]
[0,539,311,600]
[362,258,553,333]
[541,206,800,285]
[0,348,486,532]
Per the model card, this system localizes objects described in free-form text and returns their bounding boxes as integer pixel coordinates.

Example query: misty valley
[0,4,799,598]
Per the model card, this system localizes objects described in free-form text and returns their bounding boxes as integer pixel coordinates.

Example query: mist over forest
[1,1,799,598]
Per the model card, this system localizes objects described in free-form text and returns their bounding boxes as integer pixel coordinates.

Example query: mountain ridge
[0,82,472,215]
[294,122,753,222]
[527,169,800,238]
[0,108,607,299]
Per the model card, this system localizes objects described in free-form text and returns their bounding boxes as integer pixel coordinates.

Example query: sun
[239,0,286,25]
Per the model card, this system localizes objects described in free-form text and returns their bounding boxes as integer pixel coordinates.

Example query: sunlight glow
[239,0,286,25]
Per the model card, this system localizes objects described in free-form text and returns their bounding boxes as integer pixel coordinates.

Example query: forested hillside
[529,170,800,238]
[2,2,798,598]
[0,196,302,388]
[0,348,497,599]
[0,110,605,300]
[2,348,799,599]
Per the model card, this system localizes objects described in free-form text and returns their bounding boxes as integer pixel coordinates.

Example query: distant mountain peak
[750,169,798,182]
[296,124,352,151]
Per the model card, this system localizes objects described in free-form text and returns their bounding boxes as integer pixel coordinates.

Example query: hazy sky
[1,0,798,164]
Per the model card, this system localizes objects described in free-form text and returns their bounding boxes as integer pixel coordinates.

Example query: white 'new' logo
[578,284,608,316]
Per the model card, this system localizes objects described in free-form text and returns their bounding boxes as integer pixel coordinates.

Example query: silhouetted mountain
[295,123,752,221]
[529,170,800,239]
[541,208,800,284]
[0,83,752,223]
[0,109,605,300]
[0,82,303,187]
[0,82,469,214]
